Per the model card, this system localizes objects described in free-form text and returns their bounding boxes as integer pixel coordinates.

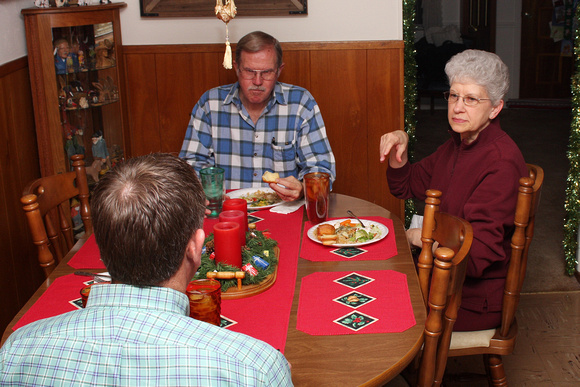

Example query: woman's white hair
[445,49,509,106]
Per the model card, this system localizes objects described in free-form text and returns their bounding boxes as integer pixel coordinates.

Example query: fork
[346,210,367,228]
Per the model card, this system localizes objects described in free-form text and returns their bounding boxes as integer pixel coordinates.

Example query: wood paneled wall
[123,41,405,218]
[0,57,45,335]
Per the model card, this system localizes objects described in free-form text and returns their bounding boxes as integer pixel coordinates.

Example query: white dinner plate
[228,187,285,210]
[307,218,389,247]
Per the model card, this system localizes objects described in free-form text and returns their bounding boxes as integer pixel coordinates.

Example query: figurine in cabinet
[91,131,111,171]
[34,0,50,7]
[95,44,115,69]
[54,38,79,75]
[65,130,85,165]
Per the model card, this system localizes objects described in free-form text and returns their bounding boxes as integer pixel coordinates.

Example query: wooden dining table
[1,193,426,386]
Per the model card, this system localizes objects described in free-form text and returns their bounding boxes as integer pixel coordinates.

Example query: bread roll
[316,224,335,238]
[262,171,280,183]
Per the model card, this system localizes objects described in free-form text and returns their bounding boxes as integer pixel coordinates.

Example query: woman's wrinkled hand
[406,228,422,248]
[379,130,409,168]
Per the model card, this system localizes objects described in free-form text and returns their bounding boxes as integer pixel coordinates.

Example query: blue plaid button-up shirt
[179,82,336,189]
[1,284,293,386]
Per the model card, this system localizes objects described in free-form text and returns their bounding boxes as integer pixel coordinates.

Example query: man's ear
[186,229,206,270]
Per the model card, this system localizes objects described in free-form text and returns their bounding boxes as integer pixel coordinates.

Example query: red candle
[223,198,248,232]
[213,222,242,268]
[219,210,246,246]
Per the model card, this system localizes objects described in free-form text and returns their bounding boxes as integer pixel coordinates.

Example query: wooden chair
[443,164,544,386]
[416,189,474,386]
[21,154,93,277]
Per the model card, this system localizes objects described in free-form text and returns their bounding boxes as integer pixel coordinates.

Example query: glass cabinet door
[52,21,123,177]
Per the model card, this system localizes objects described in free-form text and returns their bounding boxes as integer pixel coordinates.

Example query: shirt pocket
[271,142,296,171]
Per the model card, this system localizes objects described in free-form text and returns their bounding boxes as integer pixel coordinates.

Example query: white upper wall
[0,0,29,65]
[122,1,402,45]
[0,0,403,66]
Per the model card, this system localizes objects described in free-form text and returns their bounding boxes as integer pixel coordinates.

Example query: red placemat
[300,217,398,261]
[13,273,90,331]
[16,210,302,353]
[67,234,106,270]
[297,270,416,335]
[202,209,303,352]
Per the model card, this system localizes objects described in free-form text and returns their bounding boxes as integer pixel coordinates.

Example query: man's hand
[204,199,211,217]
[269,175,303,202]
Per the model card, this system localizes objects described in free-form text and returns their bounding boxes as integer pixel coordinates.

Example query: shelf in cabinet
[63,98,119,111]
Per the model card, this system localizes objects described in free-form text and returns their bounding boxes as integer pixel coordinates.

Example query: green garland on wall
[563,5,580,275]
[402,0,417,227]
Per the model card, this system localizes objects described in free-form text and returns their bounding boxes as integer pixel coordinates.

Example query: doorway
[520,0,573,99]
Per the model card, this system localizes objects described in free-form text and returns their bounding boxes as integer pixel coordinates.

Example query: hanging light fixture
[215,0,237,69]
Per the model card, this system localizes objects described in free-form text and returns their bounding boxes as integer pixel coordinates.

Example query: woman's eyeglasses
[444,91,491,107]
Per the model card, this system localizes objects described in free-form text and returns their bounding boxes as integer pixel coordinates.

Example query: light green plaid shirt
[1,284,293,386]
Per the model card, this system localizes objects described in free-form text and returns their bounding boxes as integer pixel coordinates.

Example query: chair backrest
[417,189,474,386]
[21,154,93,277]
[498,163,544,338]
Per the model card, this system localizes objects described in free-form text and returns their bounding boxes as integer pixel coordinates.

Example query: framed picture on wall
[140,0,307,17]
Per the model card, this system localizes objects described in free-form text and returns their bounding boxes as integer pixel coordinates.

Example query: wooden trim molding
[0,56,28,78]
[123,40,404,55]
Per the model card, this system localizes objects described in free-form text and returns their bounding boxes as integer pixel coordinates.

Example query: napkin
[270,199,304,214]
[409,214,423,229]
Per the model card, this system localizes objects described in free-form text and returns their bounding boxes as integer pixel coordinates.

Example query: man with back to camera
[0,153,293,386]
[179,31,336,203]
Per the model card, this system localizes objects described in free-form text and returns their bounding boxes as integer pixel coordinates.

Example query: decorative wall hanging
[215,0,237,69]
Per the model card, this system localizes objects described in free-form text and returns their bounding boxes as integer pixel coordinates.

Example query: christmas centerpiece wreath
[195,227,279,298]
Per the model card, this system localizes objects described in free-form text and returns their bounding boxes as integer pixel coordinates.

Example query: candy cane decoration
[215,0,237,69]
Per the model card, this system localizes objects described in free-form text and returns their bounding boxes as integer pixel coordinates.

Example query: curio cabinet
[22,3,129,178]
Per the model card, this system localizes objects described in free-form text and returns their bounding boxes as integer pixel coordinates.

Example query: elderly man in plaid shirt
[180,31,336,203]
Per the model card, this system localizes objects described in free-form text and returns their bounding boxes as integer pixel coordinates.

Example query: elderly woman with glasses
[379,50,528,331]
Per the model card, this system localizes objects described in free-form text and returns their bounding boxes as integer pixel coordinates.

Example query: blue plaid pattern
[179,82,336,189]
[1,284,293,386]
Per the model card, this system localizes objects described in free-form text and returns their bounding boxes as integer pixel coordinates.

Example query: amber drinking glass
[187,279,222,326]
[303,172,330,225]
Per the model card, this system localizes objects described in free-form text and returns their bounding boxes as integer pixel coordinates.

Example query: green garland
[195,230,279,291]
[403,0,417,228]
[563,5,580,275]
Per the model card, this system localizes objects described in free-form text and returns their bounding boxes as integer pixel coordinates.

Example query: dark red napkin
[297,270,416,335]
[300,217,398,261]
[67,234,106,270]
[13,273,89,331]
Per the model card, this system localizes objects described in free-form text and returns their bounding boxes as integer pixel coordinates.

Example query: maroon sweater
[388,120,527,313]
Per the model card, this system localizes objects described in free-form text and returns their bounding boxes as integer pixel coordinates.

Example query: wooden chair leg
[485,354,507,387]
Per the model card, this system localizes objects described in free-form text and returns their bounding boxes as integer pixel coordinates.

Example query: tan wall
[123,40,405,217]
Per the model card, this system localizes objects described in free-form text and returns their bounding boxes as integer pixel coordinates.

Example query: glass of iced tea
[303,172,330,225]
[187,279,221,326]
[79,281,110,308]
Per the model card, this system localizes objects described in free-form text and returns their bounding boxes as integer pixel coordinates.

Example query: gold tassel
[223,39,232,69]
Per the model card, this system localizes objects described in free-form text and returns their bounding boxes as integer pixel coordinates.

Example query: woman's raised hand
[379,130,409,168]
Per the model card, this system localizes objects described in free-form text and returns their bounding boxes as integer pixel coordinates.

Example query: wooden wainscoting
[0,57,45,335]
[123,41,405,218]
